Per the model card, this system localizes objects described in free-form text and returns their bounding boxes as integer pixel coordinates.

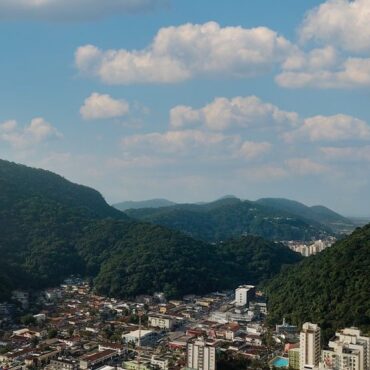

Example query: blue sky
[1,0,370,216]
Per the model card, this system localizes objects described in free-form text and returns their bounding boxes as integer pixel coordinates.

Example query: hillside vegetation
[113,198,176,211]
[265,224,370,338]
[0,159,301,301]
[256,198,353,234]
[125,198,336,242]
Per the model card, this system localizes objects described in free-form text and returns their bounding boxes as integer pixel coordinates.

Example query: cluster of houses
[0,280,271,370]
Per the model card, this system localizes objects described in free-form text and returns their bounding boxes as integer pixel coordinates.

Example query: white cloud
[121,130,240,156]
[80,92,129,120]
[286,158,327,175]
[237,165,287,182]
[170,95,299,131]
[276,57,370,88]
[120,129,273,165]
[300,0,370,53]
[239,141,271,159]
[321,146,370,162]
[0,117,62,149]
[284,114,370,142]
[281,46,338,72]
[75,22,294,84]
[0,0,167,21]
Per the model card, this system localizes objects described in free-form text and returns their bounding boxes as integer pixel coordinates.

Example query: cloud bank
[75,22,294,84]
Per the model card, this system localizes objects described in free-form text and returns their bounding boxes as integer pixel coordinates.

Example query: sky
[0,0,370,216]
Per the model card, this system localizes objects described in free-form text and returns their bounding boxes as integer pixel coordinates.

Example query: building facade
[235,285,256,307]
[187,340,216,370]
[322,328,370,370]
[300,323,321,370]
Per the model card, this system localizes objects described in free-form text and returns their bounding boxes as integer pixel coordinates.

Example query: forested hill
[265,223,370,339]
[113,198,176,211]
[256,198,353,234]
[0,159,124,219]
[0,159,301,301]
[125,198,333,242]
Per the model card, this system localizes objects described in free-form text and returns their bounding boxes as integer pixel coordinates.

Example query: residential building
[79,349,117,369]
[289,348,300,370]
[276,318,298,334]
[322,328,370,370]
[187,339,216,370]
[148,314,176,330]
[48,358,79,370]
[300,323,321,370]
[235,285,256,307]
[122,329,158,347]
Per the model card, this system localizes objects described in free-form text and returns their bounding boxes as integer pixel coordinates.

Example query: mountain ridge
[124,197,344,242]
[0,159,301,301]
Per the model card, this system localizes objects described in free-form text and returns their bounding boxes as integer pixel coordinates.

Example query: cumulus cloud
[75,22,294,84]
[239,141,271,160]
[121,130,240,156]
[170,95,299,131]
[321,146,370,162]
[0,0,167,21]
[80,92,129,120]
[284,114,370,142]
[276,57,370,88]
[286,158,327,175]
[237,165,287,182]
[0,117,62,149]
[121,129,272,164]
[300,0,370,53]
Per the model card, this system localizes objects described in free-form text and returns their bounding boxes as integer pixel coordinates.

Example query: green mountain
[265,224,370,339]
[0,159,124,219]
[256,198,353,234]
[113,198,176,211]
[125,198,333,242]
[0,159,301,301]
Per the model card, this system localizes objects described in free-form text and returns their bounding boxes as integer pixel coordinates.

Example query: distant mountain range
[255,198,354,233]
[113,198,176,211]
[0,159,301,301]
[122,196,354,242]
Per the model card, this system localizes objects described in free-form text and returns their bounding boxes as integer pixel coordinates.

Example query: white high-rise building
[187,339,216,370]
[300,322,321,370]
[235,285,255,307]
[322,328,370,370]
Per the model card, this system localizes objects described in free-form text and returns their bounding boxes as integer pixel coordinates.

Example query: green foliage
[113,198,176,211]
[265,224,370,339]
[256,198,353,234]
[21,314,36,326]
[217,352,251,370]
[47,328,58,338]
[125,198,333,242]
[0,159,301,301]
[94,234,302,299]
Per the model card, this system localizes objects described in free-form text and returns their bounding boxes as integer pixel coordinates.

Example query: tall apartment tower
[235,285,256,307]
[300,322,321,370]
[322,328,370,370]
[187,339,216,370]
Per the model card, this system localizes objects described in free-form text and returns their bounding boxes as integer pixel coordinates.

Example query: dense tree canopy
[125,198,336,242]
[265,224,370,339]
[0,159,301,300]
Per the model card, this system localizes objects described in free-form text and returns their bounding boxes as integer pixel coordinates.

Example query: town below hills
[0,158,369,370]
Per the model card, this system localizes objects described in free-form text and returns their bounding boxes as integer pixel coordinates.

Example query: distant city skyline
[1,0,370,216]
